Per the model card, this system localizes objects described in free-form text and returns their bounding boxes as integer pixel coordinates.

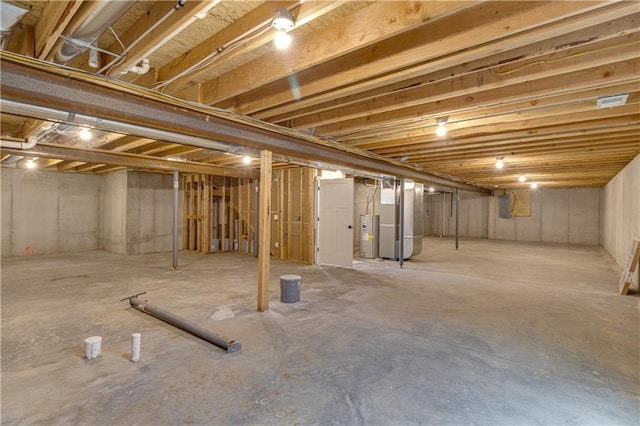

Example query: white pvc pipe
[84,336,102,359]
[0,136,37,150]
[131,333,141,362]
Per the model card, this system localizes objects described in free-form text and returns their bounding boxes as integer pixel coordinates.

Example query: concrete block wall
[424,191,489,238]
[488,188,601,245]
[602,154,640,283]
[1,168,103,256]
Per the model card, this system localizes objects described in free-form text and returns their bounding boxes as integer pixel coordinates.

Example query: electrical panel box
[499,194,510,218]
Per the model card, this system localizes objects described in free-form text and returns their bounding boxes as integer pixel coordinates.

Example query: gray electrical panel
[499,194,510,218]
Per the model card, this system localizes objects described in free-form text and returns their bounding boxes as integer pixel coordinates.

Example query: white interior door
[318,178,354,267]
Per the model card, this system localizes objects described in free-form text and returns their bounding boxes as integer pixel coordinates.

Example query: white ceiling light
[272,8,295,50]
[519,174,526,183]
[596,93,628,109]
[429,186,435,192]
[242,155,252,165]
[272,8,295,31]
[26,159,37,169]
[274,31,292,50]
[79,127,92,141]
[530,182,538,189]
[435,117,448,137]
[495,156,504,169]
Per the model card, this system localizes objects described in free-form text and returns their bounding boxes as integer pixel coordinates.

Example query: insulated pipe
[0,136,37,150]
[54,1,135,64]
[124,59,150,75]
[399,178,405,268]
[172,171,179,269]
[122,293,241,353]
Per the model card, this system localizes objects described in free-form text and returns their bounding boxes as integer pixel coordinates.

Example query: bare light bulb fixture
[242,155,252,165]
[435,117,448,137]
[272,8,295,50]
[495,156,504,169]
[26,159,37,169]
[530,182,538,189]
[79,127,92,141]
[429,187,435,193]
[274,31,292,50]
[519,175,526,183]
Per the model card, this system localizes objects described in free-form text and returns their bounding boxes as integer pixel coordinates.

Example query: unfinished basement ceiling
[0,0,639,189]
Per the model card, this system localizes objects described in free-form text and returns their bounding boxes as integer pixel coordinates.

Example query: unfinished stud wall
[424,191,489,238]
[271,167,315,264]
[1,168,103,256]
[488,188,601,244]
[602,153,640,284]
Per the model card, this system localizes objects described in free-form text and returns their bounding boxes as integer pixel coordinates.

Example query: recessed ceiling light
[519,175,526,183]
[495,156,504,169]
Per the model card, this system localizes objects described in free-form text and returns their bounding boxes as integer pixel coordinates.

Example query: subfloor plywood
[1,238,638,424]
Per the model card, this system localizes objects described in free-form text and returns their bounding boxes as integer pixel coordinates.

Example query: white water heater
[360,215,379,258]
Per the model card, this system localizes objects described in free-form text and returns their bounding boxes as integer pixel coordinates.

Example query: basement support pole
[455,188,459,250]
[399,178,405,269]
[172,170,179,269]
[257,150,272,312]
[253,179,259,256]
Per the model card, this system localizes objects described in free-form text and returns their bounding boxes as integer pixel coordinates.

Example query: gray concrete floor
[1,237,639,425]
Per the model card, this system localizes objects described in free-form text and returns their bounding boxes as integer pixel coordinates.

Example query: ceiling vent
[596,93,629,109]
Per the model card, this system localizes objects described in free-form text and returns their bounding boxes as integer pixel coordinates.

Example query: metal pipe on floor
[399,178,405,268]
[172,170,179,269]
[455,188,459,250]
[122,293,241,353]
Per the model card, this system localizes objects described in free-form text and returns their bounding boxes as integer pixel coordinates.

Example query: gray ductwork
[54,1,135,64]
[1,1,29,49]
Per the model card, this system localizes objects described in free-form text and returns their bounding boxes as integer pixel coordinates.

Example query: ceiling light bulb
[242,155,252,165]
[429,187,435,192]
[436,124,447,137]
[495,157,504,169]
[519,175,526,183]
[274,31,292,50]
[26,159,37,169]
[530,182,538,189]
[79,127,92,141]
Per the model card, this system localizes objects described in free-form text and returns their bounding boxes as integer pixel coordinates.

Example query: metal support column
[399,178,405,268]
[455,188,459,250]
[172,170,179,269]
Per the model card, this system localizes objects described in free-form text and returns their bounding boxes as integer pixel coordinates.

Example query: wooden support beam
[257,150,272,312]
[35,0,83,59]
[0,143,259,178]
[108,1,223,76]
[203,1,479,105]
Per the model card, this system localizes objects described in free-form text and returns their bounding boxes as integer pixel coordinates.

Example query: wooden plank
[278,170,285,260]
[108,0,223,76]
[203,1,479,105]
[35,1,83,59]
[221,177,227,251]
[257,150,273,312]
[619,238,640,295]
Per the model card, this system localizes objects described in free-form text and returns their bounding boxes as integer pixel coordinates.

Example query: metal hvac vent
[596,93,629,109]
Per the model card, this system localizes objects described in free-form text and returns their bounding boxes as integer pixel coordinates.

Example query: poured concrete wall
[126,171,177,255]
[602,154,640,284]
[488,188,601,245]
[103,170,127,255]
[424,191,489,238]
[1,168,103,256]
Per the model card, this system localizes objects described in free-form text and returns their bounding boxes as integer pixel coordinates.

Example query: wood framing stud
[257,150,273,312]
